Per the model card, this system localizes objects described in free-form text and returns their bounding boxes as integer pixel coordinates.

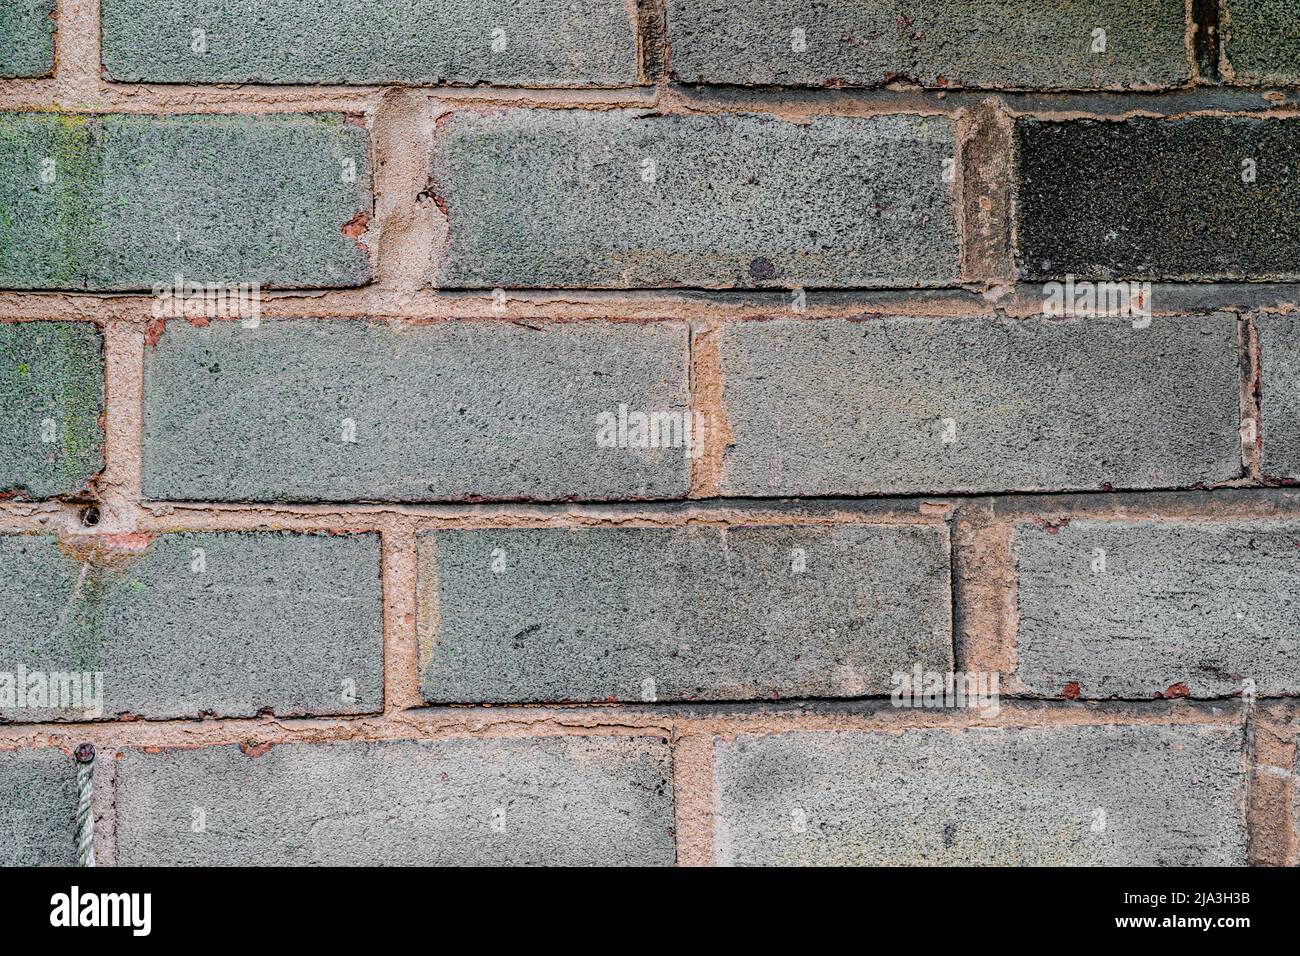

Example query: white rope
[74,744,95,867]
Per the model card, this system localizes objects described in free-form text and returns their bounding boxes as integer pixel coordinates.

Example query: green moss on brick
[0,114,101,290]
[0,322,105,498]
[0,112,372,290]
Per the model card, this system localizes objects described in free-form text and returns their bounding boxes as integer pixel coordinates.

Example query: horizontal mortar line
[107,484,1300,512]
[6,285,1300,323]
[3,79,1300,117]
[666,82,1300,108]
[10,487,1300,530]
[414,692,1286,709]
[5,285,984,299]
[0,502,951,533]
[0,294,995,322]
[0,697,1257,749]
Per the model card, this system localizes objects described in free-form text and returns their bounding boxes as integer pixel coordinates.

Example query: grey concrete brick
[418,524,951,703]
[0,113,371,291]
[1256,314,1300,480]
[432,109,958,288]
[717,315,1242,496]
[1016,117,1300,281]
[1223,0,1300,85]
[714,724,1247,865]
[142,319,691,502]
[1294,738,1300,850]
[0,0,54,78]
[0,532,382,720]
[0,748,78,866]
[101,0,639,86]
[0,323,104,499]
[115,736,675,865]
[1015,519,1300,698]
[668,0,1189,90]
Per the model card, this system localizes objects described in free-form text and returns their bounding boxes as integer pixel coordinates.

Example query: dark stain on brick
[748,257,776,281]
[1033,516,1071,534]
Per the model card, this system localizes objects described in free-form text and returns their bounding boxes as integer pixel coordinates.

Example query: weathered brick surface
[0,748,78,866]
[1016,118,1300,281]
[1294,738,1300,851]
[1223,0,1300,85]
[714,724,1247,865]
[0,532,382,720]
[5,0,1300,871]
[417,524,951,703]
[142,320,691,502]
[431,109,959,288]
[101,0,639,86]
[115,736,675,865]
[1015,520,1300,699]
[717,316,1241,496]
[0,323,104,499]
[1256,314,1300,480]
[0,0,54,78]
[0,113,371,291]
[667,0,1190,89]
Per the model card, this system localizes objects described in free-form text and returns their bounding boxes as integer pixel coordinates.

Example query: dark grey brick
[142,319,691,502]
[717,315,1242,496]
[0,748,78,866]
[101,0,638,85]
[1223,0,1300,85]
[0,113,371,291]
[0,0,54,78]
[115,736,675,865]
[1257,314,1300,479]
[714,724,1247,865]
[1016,117,1300,281]
[0,532,382,720]
[668,0,1189,89]
[417,524,951,703]
[432,109,958,288]
[0,323,104,499]
[1015,519,1300,698]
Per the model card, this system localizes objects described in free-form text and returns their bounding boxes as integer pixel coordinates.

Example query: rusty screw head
[74,743,95,764]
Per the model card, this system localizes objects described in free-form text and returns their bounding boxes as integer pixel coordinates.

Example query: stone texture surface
[0,748,78,866]
[1016,117,1300,280]
[1015,520,1300,698]
[0,0,54,78]
[142,319,691,502]
[101,0,639,85]
[717,315,1242,496]
[1223,0,1300,85]
[0,322,104,499]
[1256,314,1300,480]
[0,532,382,720]
[714,724,1247,865]
[417,524,952,703]
[432,109,959,288]
[115,736,676,865]
[0,113,371,290]
[667,0,1190,89]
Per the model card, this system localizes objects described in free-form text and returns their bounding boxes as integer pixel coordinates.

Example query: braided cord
[74,745,95,867]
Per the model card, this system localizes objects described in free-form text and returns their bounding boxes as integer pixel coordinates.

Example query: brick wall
[0,0,1298,867]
